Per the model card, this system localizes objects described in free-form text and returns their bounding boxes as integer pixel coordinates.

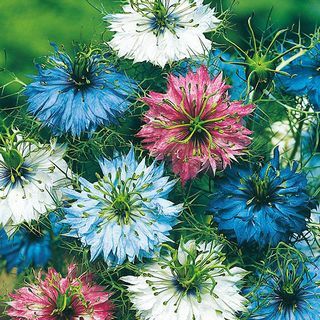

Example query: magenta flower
[7,264,114,320]
[137,66,254,184]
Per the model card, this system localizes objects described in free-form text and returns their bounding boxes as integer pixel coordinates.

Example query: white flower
[122,240,248,320]
[0,137,69,230]
[105,0,220,67]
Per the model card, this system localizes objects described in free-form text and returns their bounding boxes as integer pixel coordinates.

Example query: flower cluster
[1,1,320,319]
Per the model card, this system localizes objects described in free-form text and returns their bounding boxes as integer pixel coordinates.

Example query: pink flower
[137,66,254,184]
[7,264,114,320]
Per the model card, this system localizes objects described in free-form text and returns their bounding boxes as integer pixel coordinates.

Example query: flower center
[150,1,178,36]
[189,116,205,133]
[133,0,197,36]
[88,171,150,225]
[277,283,301,309]
[246,174,274,206]
[52,292,76,320]
[72,55,92,88]
[172,278,197,296]
[112,193,132,224]
[71,46,101,89]
[0,149,34,188]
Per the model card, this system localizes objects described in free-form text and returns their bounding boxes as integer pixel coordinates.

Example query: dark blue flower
[25,43,137,136]
[0,227,52,273]
[278,43,320,110]
[209,148,315,248]
[247,259,320,319]
[174,49,247,100]
[0,212,62,273]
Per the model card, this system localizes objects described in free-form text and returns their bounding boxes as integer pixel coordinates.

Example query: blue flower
[0,227,52,273]
[247,259,320,319]
[278,43,320,110]
[174,49,247,100]
[25,43,137,136]
[62,147,183,266]
[209,148,315,248]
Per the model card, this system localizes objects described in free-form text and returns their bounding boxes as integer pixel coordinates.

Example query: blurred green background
[0,0,319,85]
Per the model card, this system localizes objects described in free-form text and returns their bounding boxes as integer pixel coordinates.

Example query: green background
[0,0,319,84]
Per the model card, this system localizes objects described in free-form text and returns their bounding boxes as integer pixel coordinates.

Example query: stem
[276,49,307,72]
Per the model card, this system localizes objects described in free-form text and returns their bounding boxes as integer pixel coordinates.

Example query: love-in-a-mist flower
[0,227,51,273]
[278,43,320,110]
[247,259,320,320]
[209,147,315,248]
[0,213,62,273]
[25,43,137,137]
[122,240,248,320]
[137,66,254,184]
[63,147,182,266]
[0,132,68,230]
[105,0,220,68]
[7,264,114,319]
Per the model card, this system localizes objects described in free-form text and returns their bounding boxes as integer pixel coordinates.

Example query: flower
[0,227,51,273]
[137,66,254,184]
[7,264,114,319]
[122,240,248,320]
[105,0,220,68]
[0,134,68,230]
[25,43,137,137]
[209,147,315,248]
[0,213,62,273]
[247,259,320,319]
[63,147,182,266]
[174,49,247,100]
[277,43,320,110]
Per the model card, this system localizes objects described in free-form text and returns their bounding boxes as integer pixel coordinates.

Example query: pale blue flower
[63,147,182,266]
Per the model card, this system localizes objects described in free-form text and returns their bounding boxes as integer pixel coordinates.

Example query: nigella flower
[0,227,51,273]
[137,66,254,184]
[63,147,182,266]
[7,264,114,319]
[0,133,69,230]
[25,43,137,137]
[209,147,315,248]
[0,213,62,273]
[122,240,248,320]
[174,49,247,100]
[278,43,320,110]
[105,0,220,68]
[247,259,320,319]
